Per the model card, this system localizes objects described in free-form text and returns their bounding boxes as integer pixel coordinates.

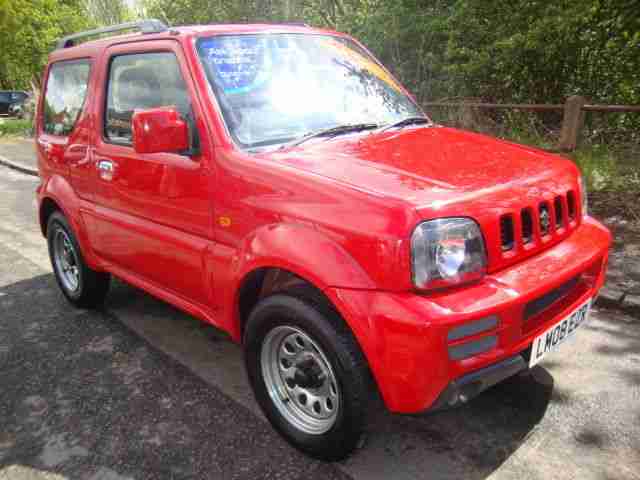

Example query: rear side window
[43,60,91,136]
[105,52,191,144]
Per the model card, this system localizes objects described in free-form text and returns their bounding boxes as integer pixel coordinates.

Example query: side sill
[105,262,225,335]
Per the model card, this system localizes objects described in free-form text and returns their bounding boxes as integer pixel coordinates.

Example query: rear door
[91,41,213,306]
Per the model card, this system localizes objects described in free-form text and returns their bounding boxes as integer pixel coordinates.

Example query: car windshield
[196,33,423,148]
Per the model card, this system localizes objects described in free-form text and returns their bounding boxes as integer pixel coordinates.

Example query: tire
[47,211,110,308]
[244,287,371,460]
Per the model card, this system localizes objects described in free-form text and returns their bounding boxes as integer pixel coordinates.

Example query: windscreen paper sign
[199,37,272,94]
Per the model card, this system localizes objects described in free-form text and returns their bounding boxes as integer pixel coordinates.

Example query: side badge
[218,216,232,228]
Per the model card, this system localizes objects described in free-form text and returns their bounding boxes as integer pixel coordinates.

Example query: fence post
[558,95,586,151]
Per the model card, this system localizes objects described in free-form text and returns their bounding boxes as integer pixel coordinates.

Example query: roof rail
[56,19,168,50]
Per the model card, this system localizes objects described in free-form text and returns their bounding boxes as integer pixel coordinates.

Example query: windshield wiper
[280,123,379,150]
[378,116,431,134]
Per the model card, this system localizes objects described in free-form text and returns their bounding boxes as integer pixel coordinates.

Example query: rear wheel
[47,211,110,308]
[244,288,371,460]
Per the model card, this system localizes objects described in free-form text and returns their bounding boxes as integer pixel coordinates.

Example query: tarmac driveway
[0,155,639,480]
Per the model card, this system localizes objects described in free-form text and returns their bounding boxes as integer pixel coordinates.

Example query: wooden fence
[423,95,640,152]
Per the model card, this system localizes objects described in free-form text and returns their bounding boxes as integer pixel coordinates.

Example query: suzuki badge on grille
[540,206,550,234]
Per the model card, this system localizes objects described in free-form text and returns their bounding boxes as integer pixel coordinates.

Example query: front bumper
[327,217,611,413]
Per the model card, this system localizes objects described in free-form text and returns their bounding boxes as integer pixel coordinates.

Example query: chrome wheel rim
[53,229,80,293]
[261,326,340,435]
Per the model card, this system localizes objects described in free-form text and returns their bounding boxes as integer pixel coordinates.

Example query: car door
[91,41,214,306]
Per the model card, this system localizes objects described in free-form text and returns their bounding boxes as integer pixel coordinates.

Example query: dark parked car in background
[0,91,29,117]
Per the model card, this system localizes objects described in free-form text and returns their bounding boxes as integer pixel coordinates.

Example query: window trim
[102,49,193,148]
[41,58,92,138]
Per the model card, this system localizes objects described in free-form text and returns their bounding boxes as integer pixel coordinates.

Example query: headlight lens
[411,218,487,290]
[578,175,588,216]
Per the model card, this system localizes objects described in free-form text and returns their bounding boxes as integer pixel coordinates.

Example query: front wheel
[244,289,371,460]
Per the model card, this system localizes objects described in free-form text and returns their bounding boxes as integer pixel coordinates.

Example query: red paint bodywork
[36,24,611,413]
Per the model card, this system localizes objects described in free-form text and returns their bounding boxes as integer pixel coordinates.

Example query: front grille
[497,190,578,256]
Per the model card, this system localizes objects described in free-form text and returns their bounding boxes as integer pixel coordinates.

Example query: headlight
[578,175,588,216]
[411,218,487,290]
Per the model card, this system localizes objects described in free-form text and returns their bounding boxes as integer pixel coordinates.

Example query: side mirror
[132,107,190,155]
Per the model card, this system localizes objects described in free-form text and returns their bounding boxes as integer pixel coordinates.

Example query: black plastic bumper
[425,353,528,413]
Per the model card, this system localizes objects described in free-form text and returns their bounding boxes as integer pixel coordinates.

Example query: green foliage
[0,118,33,137]
[568,144,640,194]
[0,0,90,89]
[85,0,132,25]
[443,0,640,120]
[140,0,639,111]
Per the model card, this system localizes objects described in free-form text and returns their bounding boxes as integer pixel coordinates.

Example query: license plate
[529,298,592,367]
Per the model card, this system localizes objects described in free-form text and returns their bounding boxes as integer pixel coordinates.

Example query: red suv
[36,20,611,459]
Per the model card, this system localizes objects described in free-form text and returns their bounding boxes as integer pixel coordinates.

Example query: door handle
[97,159,116,180]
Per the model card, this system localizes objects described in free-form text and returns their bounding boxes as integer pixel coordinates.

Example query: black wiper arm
[280,123,379,150]
[378,116,431,134]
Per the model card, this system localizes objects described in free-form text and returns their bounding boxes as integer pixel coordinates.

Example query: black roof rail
[56,19,168,50]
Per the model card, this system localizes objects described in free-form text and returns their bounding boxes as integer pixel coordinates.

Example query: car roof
[48,23,346,63]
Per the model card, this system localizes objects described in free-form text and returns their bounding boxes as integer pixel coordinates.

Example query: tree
[85,0,132,25]
[0,0,90,89]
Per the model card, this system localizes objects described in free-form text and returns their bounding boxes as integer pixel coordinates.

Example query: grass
[0,117,33,137]
[570,146,628,192]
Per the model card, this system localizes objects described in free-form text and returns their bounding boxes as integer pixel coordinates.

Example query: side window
[43,60,91,136]
[105,52,191,144]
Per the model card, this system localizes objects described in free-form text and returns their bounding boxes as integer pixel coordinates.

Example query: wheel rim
[261,325,340,435]
[53,228,80,293]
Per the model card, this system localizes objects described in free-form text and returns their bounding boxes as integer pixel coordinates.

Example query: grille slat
[521,209,533,244]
